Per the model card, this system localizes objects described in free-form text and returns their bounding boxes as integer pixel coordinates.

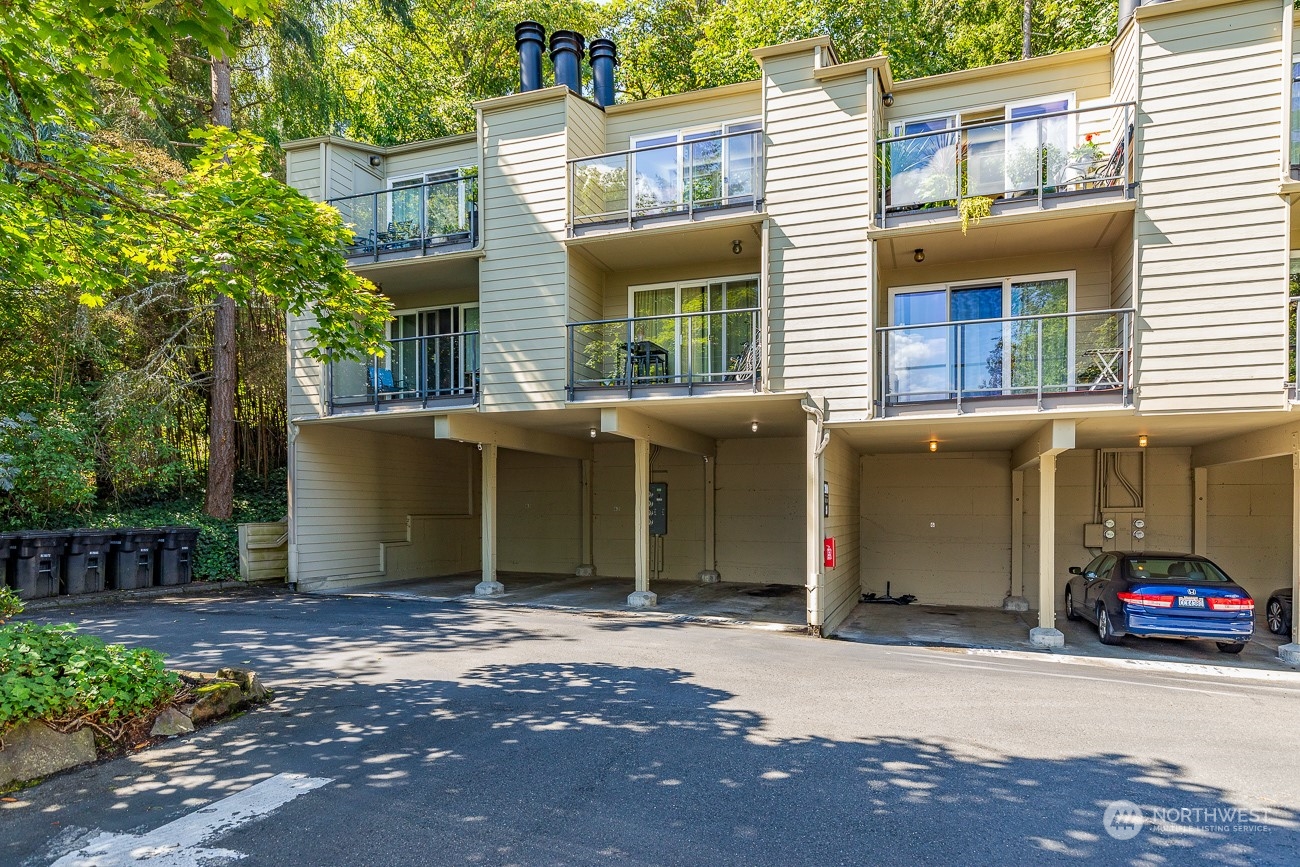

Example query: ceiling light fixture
[914,248,925,263]
[1138,434,1148,448]
[732,240,743,255]
[929,440,938,452]
[751,421,759,433]
[589,427,597,439]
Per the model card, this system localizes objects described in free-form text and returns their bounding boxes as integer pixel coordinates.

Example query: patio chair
[367,366,410,395]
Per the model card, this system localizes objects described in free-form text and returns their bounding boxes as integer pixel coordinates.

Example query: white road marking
[49,773,331,867]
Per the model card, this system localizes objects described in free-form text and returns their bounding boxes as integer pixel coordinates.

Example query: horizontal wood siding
[604,87,761,150]
[1135,0,1289,412]
[286,148,321,201]
[887,52,1113,123]
[287,313,324,419]
[292,426,475,583]
[479,94,570,410]
[385,138,479,180]
[821,431,860,634]
[763,51,874,416]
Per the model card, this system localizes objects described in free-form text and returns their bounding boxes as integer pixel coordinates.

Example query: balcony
[329,172,478,264]
[567,309,761,400]
[877,104,1135,230]
[568,130,764,237]
[328,331,479,414]
[877,308,1133,416]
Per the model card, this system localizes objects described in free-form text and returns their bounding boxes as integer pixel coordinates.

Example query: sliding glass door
[888,275,1072,402]
[630,277,759,383]
[389,304,479,397]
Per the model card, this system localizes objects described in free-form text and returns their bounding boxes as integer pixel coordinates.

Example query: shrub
[0,587,22,624]
[0,622,179,736]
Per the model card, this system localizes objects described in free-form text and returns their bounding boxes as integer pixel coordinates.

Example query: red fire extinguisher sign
[824,537,836,569]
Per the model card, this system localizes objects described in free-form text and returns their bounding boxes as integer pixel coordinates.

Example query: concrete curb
[954,646,1300,682]
[320,589,811,635]
[19,581,255,612]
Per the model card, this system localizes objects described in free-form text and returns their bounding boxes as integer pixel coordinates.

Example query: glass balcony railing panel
[327,172,478,261]
[1289,297,1299,386]
[878,104,1135,225]
[328,332,479,411]
[568,309,760,393]
[879,310,1132,408]
[569,130,763,231]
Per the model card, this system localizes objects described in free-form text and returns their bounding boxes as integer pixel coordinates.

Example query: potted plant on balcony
[1066,134,1107,187]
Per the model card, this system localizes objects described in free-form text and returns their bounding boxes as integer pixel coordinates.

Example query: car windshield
[1127,558,1231,583]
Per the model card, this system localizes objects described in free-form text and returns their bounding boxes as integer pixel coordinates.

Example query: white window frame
[888,270,1078,393]
[630,118,762,210]
[386,302,480,395]
[386,166,472,233]
[627,274,762,380]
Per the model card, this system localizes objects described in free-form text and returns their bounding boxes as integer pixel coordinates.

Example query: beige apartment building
[282,0,1300,660]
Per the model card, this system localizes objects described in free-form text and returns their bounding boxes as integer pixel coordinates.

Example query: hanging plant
[959,196,993,235]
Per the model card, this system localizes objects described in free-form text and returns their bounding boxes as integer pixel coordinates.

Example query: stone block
[150,708,195,737]
[0,721,96,788]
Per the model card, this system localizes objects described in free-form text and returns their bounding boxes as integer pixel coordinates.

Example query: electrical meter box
[1098,513,1146,552]
[648,482,668,536]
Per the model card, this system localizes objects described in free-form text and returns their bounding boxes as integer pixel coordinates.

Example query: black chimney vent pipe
[549,30,585,95]
[589,38,617,108]
[515,21,546,92]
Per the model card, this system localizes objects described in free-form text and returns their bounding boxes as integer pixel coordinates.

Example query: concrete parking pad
[833,602,1291,670]
[319,571,809,629]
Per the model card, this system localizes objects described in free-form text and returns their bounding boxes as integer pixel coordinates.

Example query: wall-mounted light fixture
[732,240,743,255]
[369,155,382,168]
[589,428,597,439]
[477,443,483,451]
[913,248,925,263]
[1138,435,1148,448]
[882,93,895,107]
[929,440,938,452]
[751,421,759,433]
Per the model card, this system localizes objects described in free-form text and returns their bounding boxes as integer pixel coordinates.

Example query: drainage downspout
[802,396,831,634]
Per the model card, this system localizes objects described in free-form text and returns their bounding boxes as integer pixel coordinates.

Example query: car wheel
[1097,604,1122,646]
[1065,588,1081,621]
[1266,598,1288,636]
[1216,642,1246,654]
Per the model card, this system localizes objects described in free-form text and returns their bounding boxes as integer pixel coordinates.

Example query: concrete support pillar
[698,457,719,583]
[805,410,824,633]
[1193,466,1208,556]
[628,437,656,607]
[474,444,504,596]
[1004,470,1028,611]
[576,458,595,577]
[1029,454,1064,647]
[1283,453,1300,665]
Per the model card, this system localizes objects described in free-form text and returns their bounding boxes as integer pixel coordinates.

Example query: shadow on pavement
[11,657,1298,866]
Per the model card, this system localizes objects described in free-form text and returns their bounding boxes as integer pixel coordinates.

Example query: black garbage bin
[12,531,70,600]
[113,529,163,590]
[64,530,117,595]
[158,526,199,586]
[0,533,16,595]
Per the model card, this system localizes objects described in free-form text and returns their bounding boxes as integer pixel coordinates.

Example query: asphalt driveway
[6,588,1300,866]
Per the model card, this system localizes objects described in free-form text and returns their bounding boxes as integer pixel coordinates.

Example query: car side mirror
[1069,566,1082,575]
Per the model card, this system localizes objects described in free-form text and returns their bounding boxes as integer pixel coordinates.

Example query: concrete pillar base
[1002,595,1030,612]
[1279,643,1300,667]
[575,564,595,577]
[627,590,658,608]
[474,580,505,597]
[1029,627,1065,648]
[697,570,721,584]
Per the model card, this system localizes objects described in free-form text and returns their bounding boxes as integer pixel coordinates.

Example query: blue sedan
[1064,552,1254,653]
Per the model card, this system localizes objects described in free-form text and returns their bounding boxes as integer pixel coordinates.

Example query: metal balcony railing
[877,103,1136,227]
[328,172,478,262]
[877,308,1133,412]
[568,309,761,397]
[568,130,763,233]
[328,331,479,412]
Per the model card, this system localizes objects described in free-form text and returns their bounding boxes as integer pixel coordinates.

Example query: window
[629,276,760,381]
[887,273,1074,400]
[388,304,479,397]
[387,168,476,240]
[631,119,761,215]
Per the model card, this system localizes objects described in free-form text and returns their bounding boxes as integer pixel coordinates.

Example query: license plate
[1178,596,1205,608]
